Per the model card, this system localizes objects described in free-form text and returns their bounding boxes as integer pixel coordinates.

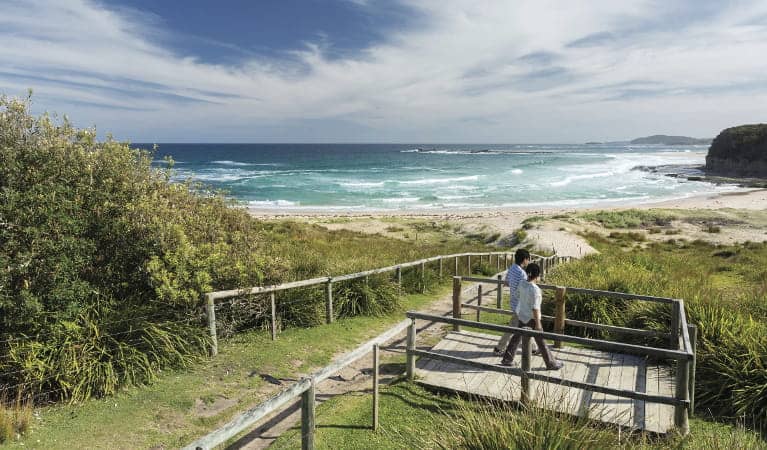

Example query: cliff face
[706,124,767,177]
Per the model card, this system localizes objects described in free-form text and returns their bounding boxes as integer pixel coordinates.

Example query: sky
[2,0,767,143]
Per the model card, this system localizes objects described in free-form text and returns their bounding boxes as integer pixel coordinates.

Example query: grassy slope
[5,290,448,449]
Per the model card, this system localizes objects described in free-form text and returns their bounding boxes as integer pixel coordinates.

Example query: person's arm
[503,267,511,287]
[532,287,543,330]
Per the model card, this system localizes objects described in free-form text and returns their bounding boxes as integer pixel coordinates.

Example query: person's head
[514,248,531,267]
[525,263,541,281]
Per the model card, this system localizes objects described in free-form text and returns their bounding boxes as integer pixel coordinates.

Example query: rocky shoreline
[631,164,767,188]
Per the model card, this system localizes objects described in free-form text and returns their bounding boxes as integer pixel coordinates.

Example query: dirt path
[227,279,500,449]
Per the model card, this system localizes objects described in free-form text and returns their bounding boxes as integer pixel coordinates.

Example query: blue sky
[1,0,767,142]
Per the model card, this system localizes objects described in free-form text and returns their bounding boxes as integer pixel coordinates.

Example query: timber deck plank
[416,331,676,434]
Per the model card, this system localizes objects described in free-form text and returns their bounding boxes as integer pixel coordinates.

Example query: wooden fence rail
[184,319,412,450]
[405,309,695,434]
[203,251,559,355]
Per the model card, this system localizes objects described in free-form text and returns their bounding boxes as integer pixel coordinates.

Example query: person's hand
[535,325,543,331]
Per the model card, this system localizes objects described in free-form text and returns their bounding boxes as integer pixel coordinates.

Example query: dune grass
[271,381,765,449]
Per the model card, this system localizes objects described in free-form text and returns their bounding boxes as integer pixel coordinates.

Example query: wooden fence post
[396,266,402,287]
[270,292,278,341]
[325,280,334,324]
[372,344,379,431]
[688,324,697,415]
[439,257,443,278]
[452,277,462,331]
[521,330,532,405]
[406,319,417,379]
[301,379,316,450]
[496,274,503,309]
[496,254,500,271]
[674,356,690,434]
[420,261,426,293]
[554,286,567,349]
[454,256,459,276]
[476,285,483,322]
[671,301,681,350]
[467,255,471,275]
[205,294,218,357]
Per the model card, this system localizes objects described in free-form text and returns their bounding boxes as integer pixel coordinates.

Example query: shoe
[545,361,564,371]
[532,348,540,356]
[499,358,515,367]
[493,346,503,356]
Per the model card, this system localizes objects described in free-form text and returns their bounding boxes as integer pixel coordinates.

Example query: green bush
[0,96,492,405]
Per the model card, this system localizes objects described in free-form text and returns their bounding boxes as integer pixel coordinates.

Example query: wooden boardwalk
[416,331,675,434]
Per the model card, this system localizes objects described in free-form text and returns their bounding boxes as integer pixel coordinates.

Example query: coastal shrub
[0,96,493,407]
[431,402,618,450]
[333,276,400,318]
[581,209,676,228]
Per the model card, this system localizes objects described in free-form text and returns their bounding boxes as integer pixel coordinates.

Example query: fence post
[270,291,278,341]
[503,253,508,269]
[452,276,462,331]
[205,294,218,357]
[496,254,500,271]
[301,379,316,450]
[670,300,681,350]
[454,256,458,276]
[396,266,402,287]
[496,274,502,309]
[467,255,471,275]
[439,257,443,278]
[325,280,334,324]
[406,319,417,380]
[420,261,426,293]
[554,286,567,349]
[674,356,690,434]
[476,285,482,322]
[372,343,379,431]
[521,330,532,405]
[688,324,697,416]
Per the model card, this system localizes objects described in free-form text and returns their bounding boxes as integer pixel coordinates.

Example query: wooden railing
[406,276,697,434]
[202,251,567,355]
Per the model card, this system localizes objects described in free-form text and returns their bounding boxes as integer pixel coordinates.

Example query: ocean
[136,143,736,211]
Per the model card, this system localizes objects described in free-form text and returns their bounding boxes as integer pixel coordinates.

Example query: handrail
[410,349,687,406]
[459,303,669,338]
[406,311,692,361]
[206,251,544,301]
[184,319,412,450]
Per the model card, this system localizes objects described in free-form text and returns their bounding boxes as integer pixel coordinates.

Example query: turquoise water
[140,143,735,210]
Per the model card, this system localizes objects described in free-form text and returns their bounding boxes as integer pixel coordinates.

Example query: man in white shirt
[494,249,534,354]
[500,263,563,370]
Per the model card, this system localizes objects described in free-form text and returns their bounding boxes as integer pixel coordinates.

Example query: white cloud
[1,0,767,142]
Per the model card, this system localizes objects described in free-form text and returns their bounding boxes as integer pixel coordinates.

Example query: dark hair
[514,248,530,265]
[525,263,541,280]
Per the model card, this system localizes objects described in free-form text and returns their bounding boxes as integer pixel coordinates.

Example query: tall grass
[546,238,767,427]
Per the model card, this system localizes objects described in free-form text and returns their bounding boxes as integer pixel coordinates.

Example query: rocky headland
[706,124,767,177]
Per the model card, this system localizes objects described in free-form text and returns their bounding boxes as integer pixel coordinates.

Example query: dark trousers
[502,319,558,367]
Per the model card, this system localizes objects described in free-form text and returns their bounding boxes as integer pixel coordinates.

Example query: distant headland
[585,135,711,145]
[629,135,711,145]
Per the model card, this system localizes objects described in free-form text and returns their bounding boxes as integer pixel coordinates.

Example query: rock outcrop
[706,124,767,177]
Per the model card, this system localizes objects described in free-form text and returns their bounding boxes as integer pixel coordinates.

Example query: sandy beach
[249,188,767,258]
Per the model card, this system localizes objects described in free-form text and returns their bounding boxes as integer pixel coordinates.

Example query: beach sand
[248,188,767,258]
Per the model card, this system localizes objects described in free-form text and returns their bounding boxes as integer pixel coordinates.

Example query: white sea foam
[248,199,298,207]
[510,169,523,175]
[397,175,479,185]
[549,171,614,187]
[340,181,386,187]
[382,197,420,203]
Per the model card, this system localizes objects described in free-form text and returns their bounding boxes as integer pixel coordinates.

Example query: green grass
[2,288,451,449]
[271,381,765,449]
